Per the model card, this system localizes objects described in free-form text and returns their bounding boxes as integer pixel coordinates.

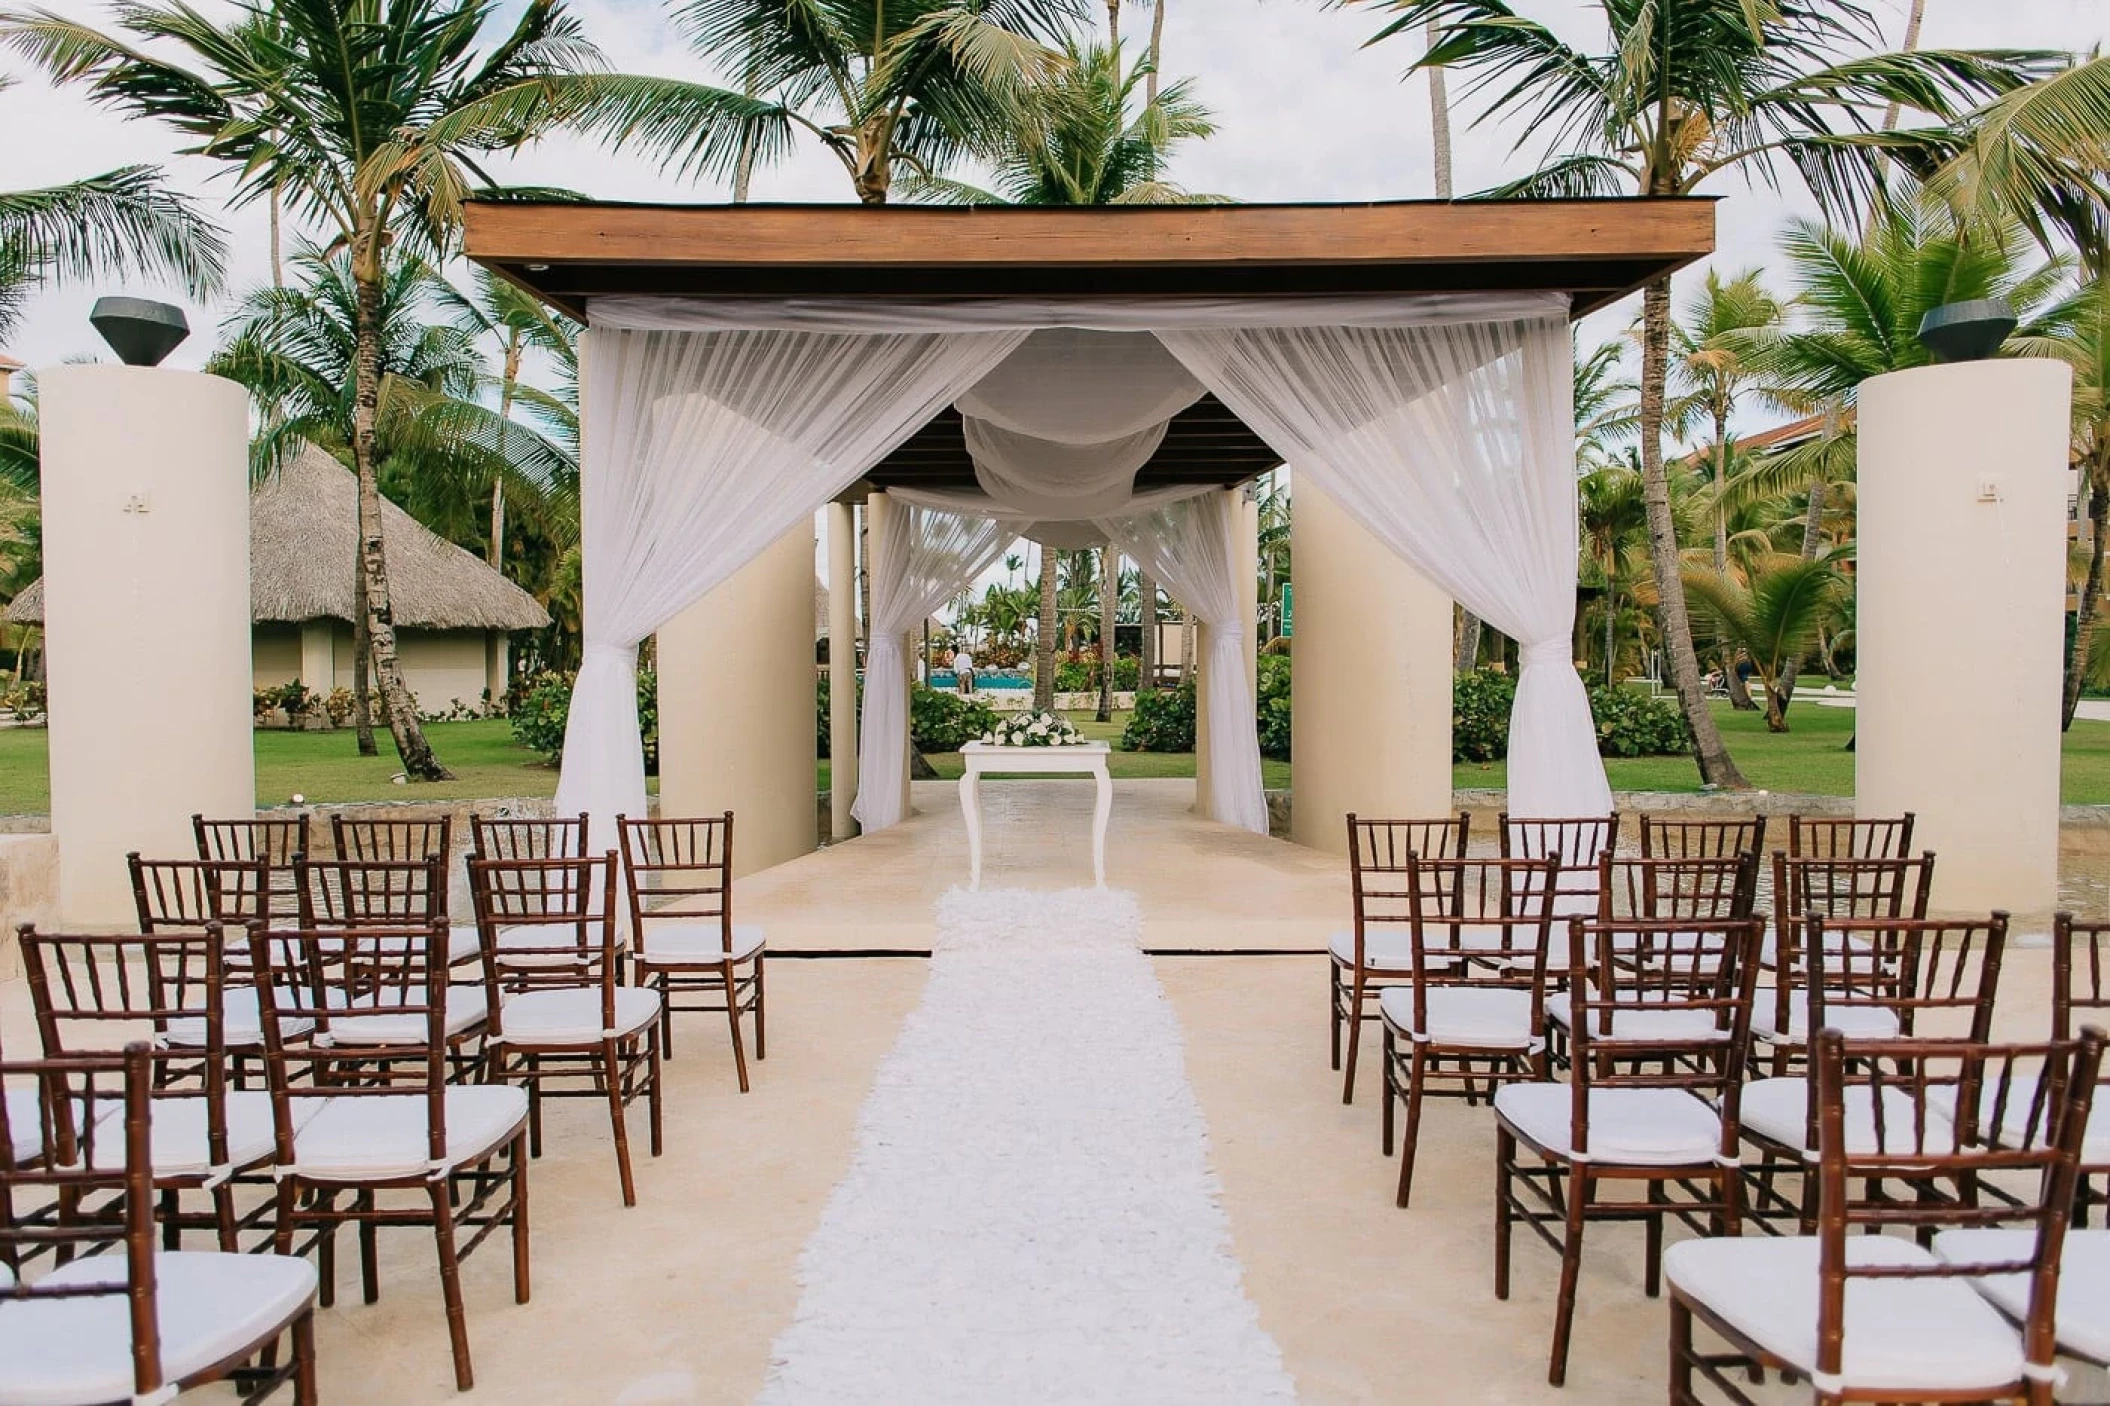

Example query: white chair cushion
[162,987,316,1048]
[289,1085,527,1182]
[1495,1082,1727,1165]
[324,986,489,1046]
[1326,926,1429,974]
[1752,991,1903,1045]
[1760,926,1878,970]
[1741,1077,1958,1161]
[5,1088,44,1164]
[1545,990,1730,1043]
[0,1262,10,1291]
[448,924,481,964]
[84,1090,327,1179]
[1666,1233,2024,1392]
[1377,985,1538,1051]
[636,920,765,965]
[497,986,661,1045]
[1936,1227,2110,1364]
[492,922,621,969]
[0,1250,316,1405]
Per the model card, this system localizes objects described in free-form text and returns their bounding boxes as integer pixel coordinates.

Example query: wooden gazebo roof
[464,198,1716,495]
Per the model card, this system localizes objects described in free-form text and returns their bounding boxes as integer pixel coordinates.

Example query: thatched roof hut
[8,445,550,631]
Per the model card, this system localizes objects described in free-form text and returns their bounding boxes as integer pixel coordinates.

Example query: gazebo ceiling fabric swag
[558,290,1610,836]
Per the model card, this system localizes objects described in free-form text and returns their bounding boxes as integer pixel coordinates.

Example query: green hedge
[1120,679,1197,752]
[511,669,659,774]
[1452,668,1689,762]
[911,686,1000,751]
[1257,653,1291,760]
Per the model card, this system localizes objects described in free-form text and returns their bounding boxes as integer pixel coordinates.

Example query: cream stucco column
[300,620,334,693]
[483,633,509,707]
[1858,358,2072,924]
[826,500,860,842]
[1289,480,1454,854]
[42,366,253,926]
[657,519,818,877]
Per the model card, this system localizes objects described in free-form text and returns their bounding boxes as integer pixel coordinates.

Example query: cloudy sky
[5,0,2106,377]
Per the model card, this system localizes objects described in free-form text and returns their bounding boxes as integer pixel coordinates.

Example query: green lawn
[3,698,2108,815]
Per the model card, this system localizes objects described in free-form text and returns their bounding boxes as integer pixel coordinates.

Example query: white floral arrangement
[981,710,1086,747]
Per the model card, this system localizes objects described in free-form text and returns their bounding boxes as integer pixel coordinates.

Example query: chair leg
[313,1189,339,1309]
[1341,975,1366,1104]
[603,1039,637,1207]
[1645,1178,1665,1298]
[292,1306,319,1406]
[525,1054,543,1158]
[1328,964,1342,1072]
[648,1033,664,1158]
[1395,1044,1428,1209]
[753,956,766,1061]
[359,1188,380,1305]
[1668,1293,1695,1406]
[1548,1166,1589,1387]
[657,970,675,1060]
[723,959,750,1093]
[510,1136,531,1304]
[212,1182,239,1254]
[1380,1028,1396,1157]
[1494,1124,1514,1300]
[428,1180,474,1392]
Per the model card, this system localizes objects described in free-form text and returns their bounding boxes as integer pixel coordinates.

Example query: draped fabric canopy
[561,291,1605,838]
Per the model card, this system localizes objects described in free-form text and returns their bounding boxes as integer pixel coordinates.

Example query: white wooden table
[958,741,1113,889]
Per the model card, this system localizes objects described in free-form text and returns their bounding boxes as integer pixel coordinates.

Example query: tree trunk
[1603,584,1618,687]
[1426,24,1453,200]
[1711,422,1758,711]
[1772,481,1830,721]
[1105,0,1119,46]
[1180,613,1195,679]
[1639,276,1748,788]
[1881,0,1928,132]
[352,552,376,754]
[1761,674,1788,733]
[1139,570,1158,687]
[2064,458,2108,729]
[351,245,451,780]
[490,334,520,570]
[1455,610,1483,673]
[1034,546,1058,711]
[1097,546,1116,722]
[1145,0,1165,102]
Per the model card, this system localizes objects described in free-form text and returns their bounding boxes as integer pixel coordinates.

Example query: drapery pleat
[853,502,1019,832]
[554,324,1027,831]
[1097,494,1269,835]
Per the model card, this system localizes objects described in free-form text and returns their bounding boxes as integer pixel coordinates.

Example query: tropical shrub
[1257,653,1292,760]
[512,669,659,774]
[1053,652,1140,692]
[323,686,354,727]
[910,685,999,752]
[1588,685,1690,757]
[1,680,45,724]
[1121,679,1197,753]
[1453,669,1517,763]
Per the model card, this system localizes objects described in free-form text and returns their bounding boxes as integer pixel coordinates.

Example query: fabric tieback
[1518,639,1574,672]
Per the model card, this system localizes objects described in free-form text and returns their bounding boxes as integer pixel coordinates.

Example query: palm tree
[1096,544,1117,721]
[580,0,1088,205]
[1578,463,1647,687]
[1343,0,2055,789]
[4,0,606,780]
[1684,555,1843,732]
[0,78,227,340]
[1033,545,1059,710]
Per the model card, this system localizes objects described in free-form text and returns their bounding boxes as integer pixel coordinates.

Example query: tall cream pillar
[657,520,818,877]
[300,620,334,693]
[483,633,509,707]
[1289,482,1454,854]
[826,500,860,841]
[1858,358,2071,922]
[42,366,253,926]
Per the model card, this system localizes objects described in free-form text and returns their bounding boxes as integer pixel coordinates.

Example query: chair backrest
[128,854,271,935]
[470,813,588,863]
[1345,813,1472,954]
[1561,916,1763,1155]
[1637,814,1766,863]
[1808,1027,2104,1393]
[1601,854,1757,923]
[1804,913,2008,1043]
[331,814,453,906]
[1500,813,1618,916]
[0,1041,167,1396]
[297,856,446,929]
[192,814,307,922]
[1788,812,1915,860]
[617,814,733,939]
[468,852,621,1003]
[2052,912,2110,1042]
[18,926,228,1062]
[245,924,452,1149]
[1402,853,1560,981]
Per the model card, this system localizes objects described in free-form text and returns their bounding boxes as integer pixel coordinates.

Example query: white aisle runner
[757,887,1299,1405]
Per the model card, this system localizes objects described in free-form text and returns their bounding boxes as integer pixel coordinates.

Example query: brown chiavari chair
[1668,1028,2102,1406]
[193,812,309,926]
[330,815,482,965]
[470,852,662,1206]
[2053,913,2110,1223]
[1761,853,1937,1072]
[1638,813,1767,864]
[1787,810,1916,860]
[18,925,283,1253]
[470,812,588,862]
[1334,812,1472,1103]
[1500,812,1619,926]
[1742,913,2008,1234]
[617,814,766,1089]
[127,855,274,1069]
[1379,853,1558,1206]
[0,1041,319,1404]
[297,853,481,971]
[1494,915,1762,1386]
[246,923,528,1392]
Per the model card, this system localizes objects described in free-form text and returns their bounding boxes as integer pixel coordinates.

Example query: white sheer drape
[852,502,1018,831]
[1098,494,1269,834]
[555,324,1027,831]
[1155,313,1609,816]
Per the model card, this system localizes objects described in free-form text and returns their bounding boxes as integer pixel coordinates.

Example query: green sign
[1280,583,1293,637]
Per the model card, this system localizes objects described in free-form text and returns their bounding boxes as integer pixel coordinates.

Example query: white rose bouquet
[982,710,1086,747]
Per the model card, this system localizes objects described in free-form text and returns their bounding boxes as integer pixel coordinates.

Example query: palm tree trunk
[1145,0,1165,102]
[1881,0,1928,132]
[1640,276,1747,788]
[352,548,376,754]
[1772,482,1829,721]
[1603,584,1617,687]
[1455,610,1483,672]
[1426,24,1453,201]
[491,334,520,570]
[1105,0,1119,46]
[1180,612,1195,679]
[1034,547,1059,711]
[1140,569,1158,686]
[2064,459,2108,729]
[1713,432,1758,711]
[1097,546,1116,722]
[351,243,451,780]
